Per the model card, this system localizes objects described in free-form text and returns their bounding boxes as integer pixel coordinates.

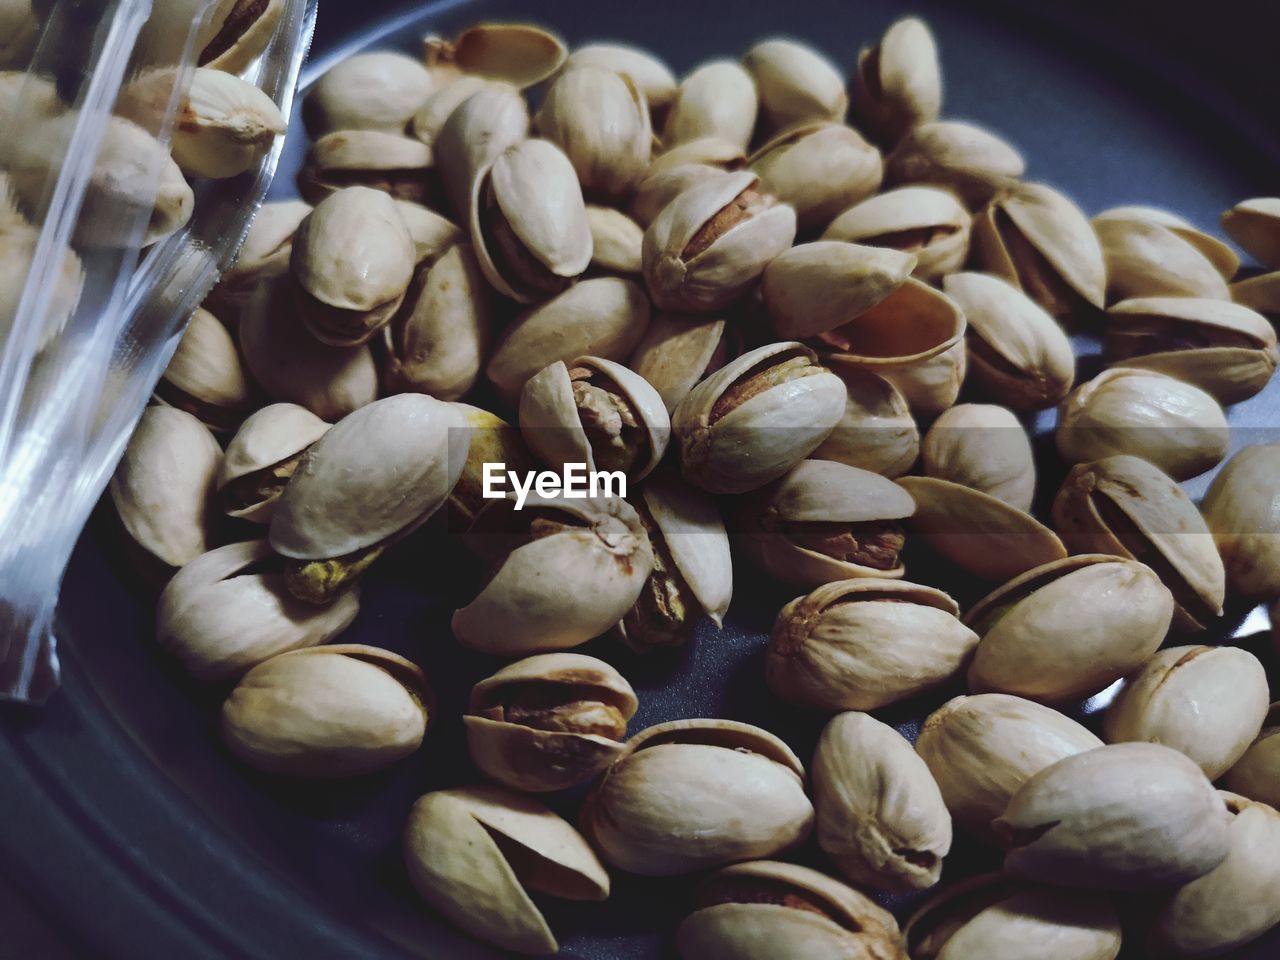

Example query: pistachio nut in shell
[432,83,529,222]
[1103,296,1278,404]
[1104,645,1268,780]
[767,578,977,712]
[852,16,942,145]
[210,199,310,313]
[403,785,607,955]
[0,221,83,351]
[822,185,970,283]
[677,860,908,960]
[109,406,221,570]
[629,163,732,229]
[1056,367,1229,481]
[813,366,919,478]
[1202,443,1280,598]
[662,59,758,151]
[964,554,1174,703]
[921,404,1036,511]
[565,43,678,113]
[217,403,329,524]
[916,694,1103,839]
[1051,454,1226,630]
[157,540,358,680]
[199,0,285,73]
[453,494,653,655]
[586,204,644,275]
[1093,209,1231,302]
[1222,197,1280,269]
[742,38,847,132]
[221,645,430,776]
[905,872,1122,960]
[1101,204,1239,279]
[445,403,538,530]
[642,170,797,314]
[579,718,813,876]
[296,130,434,205]
[671,342,845,494]
[303,51,433,136]
[408,75,499,146]
[994,742,1230,891]
[424,23,566,89]
[884,120,1025,209]
[1224,706,1280,808]
[629,313,732,413]
[169,67,286,179]
[943,271,1075,411]
[156,306,253,433]
[896,476,1066,583]
[465,653,638,792]
[393,200,463,264]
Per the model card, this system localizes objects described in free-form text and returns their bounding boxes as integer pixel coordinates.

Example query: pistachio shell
[433,23,566,89]
[662,59,758,151]
[168,67,286,179]
[884,120,1025,208]
[445,403,538,529]
[200,0,285,73]
[921,404,1035,511]
[303,51,433,136]
[853,16,942,144]
[1103,205,1239,279]
[629,313,730,413]
[212,199,311,311]
[813,366,919,478]
[409,75,501,145]
[1093,210,1231,301]
[565,44,678,113]
[1224,707,1280,808]
[1222,197,1280,269]
[432,83,529,222]
[217,403,329,523]
[822,185,970,282]
[157,307,253,433]
[648,137,746,176]
[586,204,644,274]
[1202,443,1280,598]
[297,130,433,205]
[0,221,82,351]
[629,163,733,228]
[392,200,463,264]
[743,38,847,131]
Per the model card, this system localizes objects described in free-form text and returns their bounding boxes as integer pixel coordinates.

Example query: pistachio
[671,342,846,494]
[629,163,733,228]
[743,38,847,131]
[0,220,84,351]
[156,306,253,433]
[964,555,1174,703]
[884,120,1025,208]
[392,199,463,264]
[921,404,1036,511]
[217,403,329,523]
[822,185,970,283]
[1104,646,1269,780]
[403,785,607,955]
[1103,205,1239,279]
[629,313,734,413]
[221,645,431,776]
[579,718,813,876]
[199,0,285,73]
[916,694,1103,839]
[303,51,434,136]
[1224,706,1280,808]
[852,16,942,145]
[1202,443,1280,599]
[170,67,286,179]
[768,578,977,712]
[1093,209,1231,301]
[209,199,311,313]
[423,23,566,89]
[1222,197,1280,269]
[662,59,758,151]
[586,204,644,275]
[408,75,502,146]
[446,403,538,530]
[648,137,746,175]
[813,366,919,478]
[993,742,1231,891]
[432,83,529,221]
[565,43,678,114]
[1056,367,1229,481]
[297,130,434,205]
[465,653,638,791]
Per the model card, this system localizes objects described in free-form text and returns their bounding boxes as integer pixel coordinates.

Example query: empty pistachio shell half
[822,185,970,283]
[813,366,919,478]
[566,43,678,113]
[993,742,1230,891]
[424,22,566,89]
[1104,645,1268,780]
[768,578,976,712]
[303,51,434,136]
[916,694,1102,839]
[853,16,942,145]
[1224,705,1280,808]
[465,653,638,792]
[156,306,254,433]
[296,130,433,205]
[921,404,1036,511]
[580,718,813,876]
[1202,443,1280,599]
[1093,209,1231,302]
[432,83,529,222]
[403,785,607,955]
[964,555,1174,703]
[586,204,644,275]
[1103,204,1239,279]
[445,403,538,530]
[629,313,733,413]
[678,860,908,960]
[662,59,759,151]
[743,38,847,131]
[1222,197,1280,269]
[211,199,311,313]
[222,644,431,776]
[884,120,1025,209]
[217,403,330,524]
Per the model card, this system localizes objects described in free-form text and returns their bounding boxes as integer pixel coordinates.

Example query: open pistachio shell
[210,199,311,313]
[565,44,678,113]
[852,16,942,145]
[586,204,644,275]
[1224,706,1280,808]
[217,403,330,524]
[445,403,538,530]
[921,404,1036,512]
[200,0,285,73]
[1103,204,1239,279]
[662,59,758,151]
[427,23,566,89]
[1222,197,1280,269]
[432,83,529,222]
[629,313,731,413]
[822,185,971,283]
[884,120,1025,209]
[813,366,919,478]
[743,38,847,131]
[156,306,254,433]
[1093,209,1231,302]
[297,130,433,205]
[303,51,434,136]
[629,163,733,228]
[1202,443,1280,599]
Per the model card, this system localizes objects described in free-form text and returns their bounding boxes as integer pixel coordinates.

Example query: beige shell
[579,718,813,876]
[0,221,83,351]
[303,51,434,136]
[993,742,1230,891]
[297,130,433,205]
[1056,367,1229,481]
[168,67,286,179]
[768,579,977,712]
[649,137,746,174]
[921,404,1036,511]
[1093,209,1231,302]
[393,200,463,264]
[157,307,253,433]
[586,204,644,274]
[1224,706,1280,808]
[1051,454,1226,630]
[432,83,529,222]
[409,75,502,146]
[1202,443,1280,599]
[822,185,970,283]
[884,120,1025,208]
[425,23,566,89]
[629,163,733,228]
[629,314,730,413]
[964,555,1175,703]
[465,653,638,792]
[200,0,285,73]
[813,366,919,478]
[916,694,1103,839]
[1101,204,1239,278]
[211,199,311,312]
[109,406,221,569]
[446,403,538,530]
[156,540,358,680]
[216,403,330,523]
[1104,646,1269,780]
[943,271,1075,411]
[565,44,678,113]
[743,38,847,132]
[852,16,942,145]
[1223,197,1280,269]
[662,59,758,151]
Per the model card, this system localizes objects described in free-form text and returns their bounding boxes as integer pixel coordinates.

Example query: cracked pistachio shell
[964,555,1174,703]
[671,342,845,494]
[382,242,492,400]
[465,653,638,792]
[453,495,653,654]
[199,0,285,73]
[1051,454,1225,630]
[743,39,847,131]
[629,314,732,413]
[217,403,330,523]
[222,644,430,776]
[679,860,908,960]
[768,578,976,712]
[270,393,468,560]
[643,170,797,313]
[762,240,916,340]
[1224,706,1280,808]
[535,66,651,200]
[814,366,919,478]
[408,75,500,145]
[470,138,593,303]
[922,404,1035,512]
[905,872,1122,960]
[740,459,915,586]
[853,16,942,145]
[446,402,537,529]
[648,137,746,176]
[994,742,1230,891]
[822,185,971,283]
[943,271,1075,410]
[212,199,311,312]
[1104,646,1268,780]
[167,67,286,179]
[916,694,1102,839]
[157,539,358,680]
[157,306,253,433]
[1102,205,1239,279]
[297,130,433,205]
[486,276,651,402]
[1103,296,1278,404]
[813,711,952,892]
[580,718,813,876]
[433,84,529,222]
[629,163,732,228]
[303,51,433,136]
[403,785,607,955]
[109,406,221,569]
[972,182,1107,317]
[586,205,644,274]
[885,120,1025,209]
[566,44,678,113]
[425,23,566,89]
[1223,197,1280,269]
[749,122,884,234]
[1203,444,1280,598]
[1056,367,1229,481]
[1093,209,1231,302]
[662,59,758,151]
[393,200,463,264]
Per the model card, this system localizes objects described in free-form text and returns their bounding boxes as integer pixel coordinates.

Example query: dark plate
[4,1,1280,958]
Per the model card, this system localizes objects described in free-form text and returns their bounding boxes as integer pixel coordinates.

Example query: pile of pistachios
[106,14,1280,959]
